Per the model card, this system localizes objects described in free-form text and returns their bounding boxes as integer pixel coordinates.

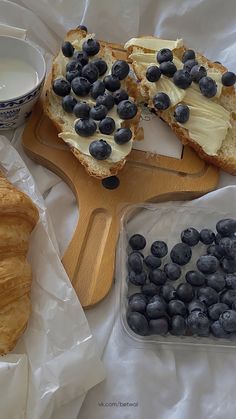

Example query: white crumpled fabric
[1,1,236,419]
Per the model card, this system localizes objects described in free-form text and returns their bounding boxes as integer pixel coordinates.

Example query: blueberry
[170,315,186,335]
[177,283,194,303]
[200,228,215,245]
[146,297,167,319]
[114,128,132,144]
[219,237,236,259]
[225,274,236,289]
[129,234,146,251]
[168,299,187,317]
[149,269,167,286]
[90,80,106,99]
[208,303,229,321]
[149,318,169,335]
[149,295,164,304]
[112,60,130,80]
[89,139,112,160]
[52,78,71,97]
[164,263,181,281]
[71,77,91,96]
[206,272,225,292]
[129,270,147,286]
[73,50,89,66]
[74,118,96,137]
[173,70,192,89]
[190,65,207,82]
[62,95,77,113]
[161,284,177,302]
[113,89,129,104]
[102,176,120,190]
[153,92,170,110]
[141,283,159,297]
[144,255,161,270]
[170,243,192,265]
[61,41,74,57]
[187,311,210,336]
[128,251,143,274]
[150,241,168,258]
[128,293,148,313]
[129,293,148,303]
[182,49,196,63]
[215,233,222,244]
[221,71,236,87]
[66,60,82,73]
[197,255,219,274]
[181,227,200,246]
[188,299,207,313]
[66,70,81,83]
[174,104,190,123]
[156,48,173,64]
[73,102,91,118]
[219,310,236,332]
[186,270,206,287]
[103,75,121,92]
[146,66,161,82]
[211,320,229,338]
[99,117,115,135]
[207,244,222,260]
[127,312,149,336]
[92,58,108,76]
[96,93,115,110]
[232,301,236,310]
[160,61,177,78]
[129,251,144,258]
[77,25,87,32]
[82,38,100,56]
[197,286,219,306]
[221,258,236,274]
[90,104,108,120]
[199,76,217,98]
[183,59,198,73]
[81,63,99,83]
[221,290,236,307]
[117,100,138,120]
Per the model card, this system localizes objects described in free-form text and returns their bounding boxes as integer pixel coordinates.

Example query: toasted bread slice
[44,29,140,179]
[125,36,236,175]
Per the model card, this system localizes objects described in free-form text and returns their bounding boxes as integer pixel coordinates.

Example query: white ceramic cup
[0,36,46,130]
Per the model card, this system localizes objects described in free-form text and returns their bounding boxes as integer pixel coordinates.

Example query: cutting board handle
[62,206,117,308]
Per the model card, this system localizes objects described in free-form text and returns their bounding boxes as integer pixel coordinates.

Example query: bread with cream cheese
[44,28,140,179]
[125,36,236,175]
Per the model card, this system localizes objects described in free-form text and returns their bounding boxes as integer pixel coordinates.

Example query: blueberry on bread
[45,28,140,179]
[125,36,236,174]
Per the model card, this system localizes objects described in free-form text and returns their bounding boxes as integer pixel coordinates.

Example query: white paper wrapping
[0,136,105,419]
[1,1,236,419]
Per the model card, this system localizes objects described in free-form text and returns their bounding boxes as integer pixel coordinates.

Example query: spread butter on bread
[45,28,140,179]
[125,36,236,174]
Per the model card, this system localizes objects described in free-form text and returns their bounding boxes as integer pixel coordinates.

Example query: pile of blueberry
[126,218,236,340]
[146,47,236,123]
[52,28,137,161]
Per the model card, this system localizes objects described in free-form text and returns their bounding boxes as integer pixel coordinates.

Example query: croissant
[0,173,39,355]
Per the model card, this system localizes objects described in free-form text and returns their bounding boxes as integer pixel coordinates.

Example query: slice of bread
[125,36,236,175]
[44,28,140,179]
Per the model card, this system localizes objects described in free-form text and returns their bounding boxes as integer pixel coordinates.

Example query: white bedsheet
[1,1,236,418]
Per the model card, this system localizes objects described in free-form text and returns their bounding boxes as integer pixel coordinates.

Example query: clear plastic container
[116,202,236,349]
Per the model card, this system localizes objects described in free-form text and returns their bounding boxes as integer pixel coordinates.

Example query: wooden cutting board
[22,41,219,308]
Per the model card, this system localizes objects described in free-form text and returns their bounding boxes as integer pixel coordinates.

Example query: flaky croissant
[0,173,39,355]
